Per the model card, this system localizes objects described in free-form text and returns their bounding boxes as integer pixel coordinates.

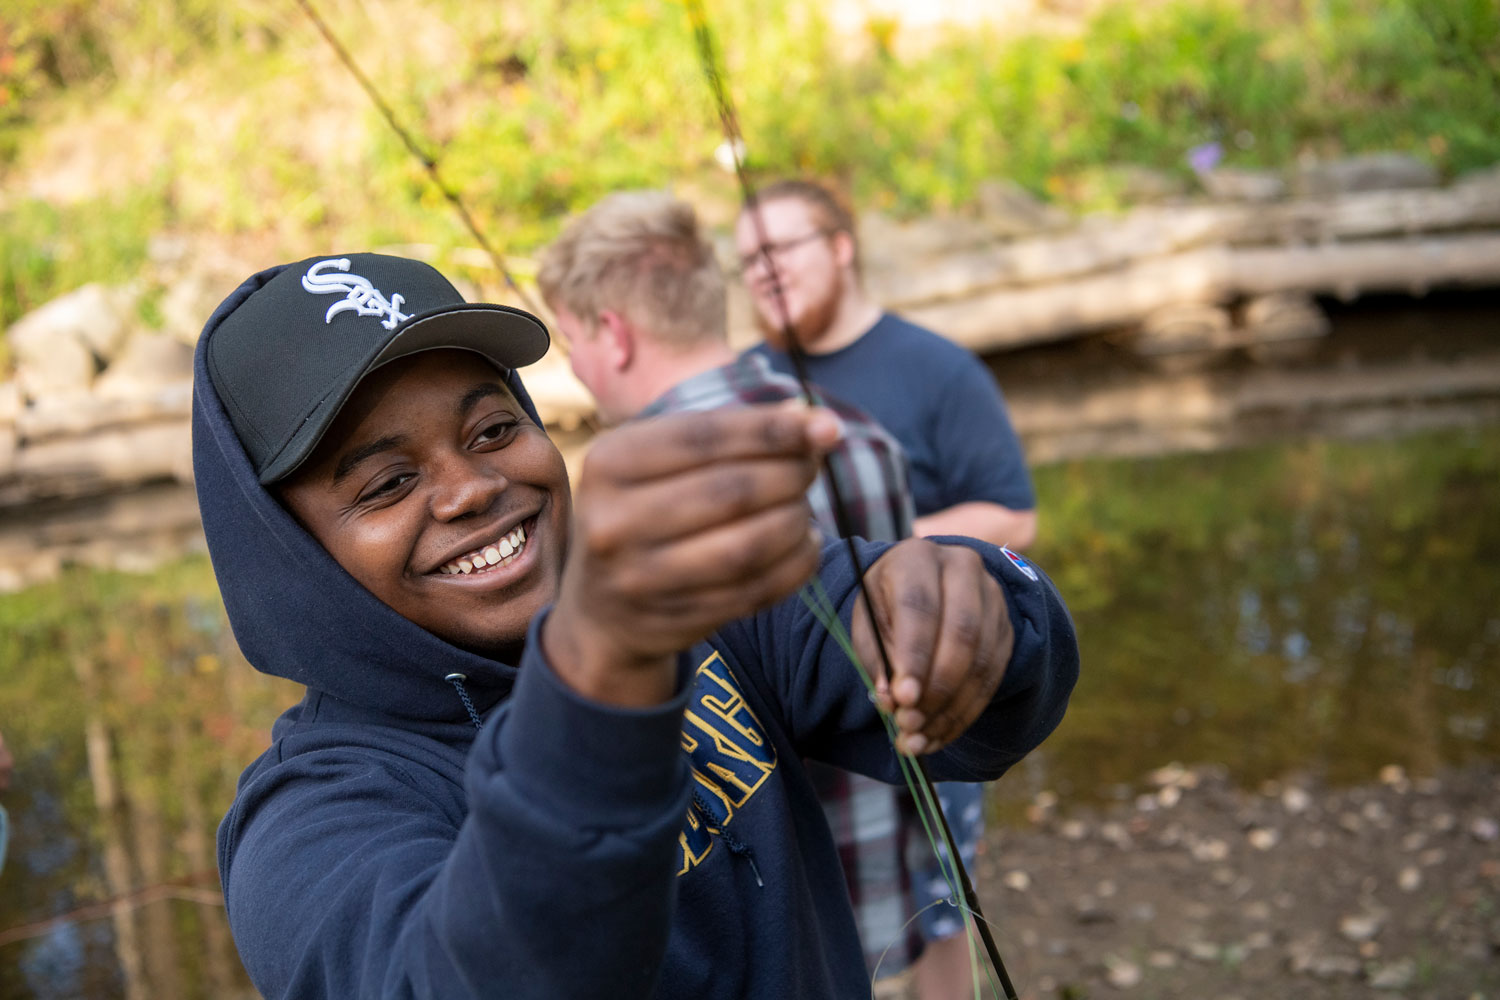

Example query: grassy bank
[1,0,1497,332]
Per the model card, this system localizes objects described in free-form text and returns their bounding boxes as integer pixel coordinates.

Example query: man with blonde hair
[539,190,932,978]
[538,189,912,542]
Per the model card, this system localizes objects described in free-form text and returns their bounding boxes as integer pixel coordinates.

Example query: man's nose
[429,452,508,521]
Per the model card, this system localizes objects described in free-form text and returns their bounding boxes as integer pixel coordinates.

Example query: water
[1,426,1497,997]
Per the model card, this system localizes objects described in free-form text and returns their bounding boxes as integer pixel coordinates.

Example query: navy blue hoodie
[198,265,1080,999]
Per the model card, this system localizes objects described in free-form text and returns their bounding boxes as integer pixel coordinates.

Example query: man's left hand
[851,540,1014,755]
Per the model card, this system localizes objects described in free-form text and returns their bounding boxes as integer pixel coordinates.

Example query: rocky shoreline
[878,763,1500,999]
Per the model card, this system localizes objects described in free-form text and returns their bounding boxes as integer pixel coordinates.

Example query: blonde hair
[537,191,727,346]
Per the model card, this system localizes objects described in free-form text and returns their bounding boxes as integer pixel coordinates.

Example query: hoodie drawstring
[445,673,484,730]
[691,789,763,888]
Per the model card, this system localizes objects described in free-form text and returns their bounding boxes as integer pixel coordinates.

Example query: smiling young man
[195,252,1078,999]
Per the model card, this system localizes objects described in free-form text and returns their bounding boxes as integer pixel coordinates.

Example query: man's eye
[363,472,414,501]
[475,420,518,445]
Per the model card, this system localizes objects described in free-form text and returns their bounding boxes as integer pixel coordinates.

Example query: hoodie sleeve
[220,613,693,1000]
[725,536,1078,784]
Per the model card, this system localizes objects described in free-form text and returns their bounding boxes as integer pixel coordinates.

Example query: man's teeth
[439,524,528,575]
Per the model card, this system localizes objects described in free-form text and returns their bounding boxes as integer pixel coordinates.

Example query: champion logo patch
[1001,546,1038,582]
[301,258,413,330]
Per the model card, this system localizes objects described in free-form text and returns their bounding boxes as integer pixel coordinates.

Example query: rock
[1157,785,1182,808]
[1290,950,1362,978]
[93,334,194,402]
[859,212,1000,266]
[1200,167,1286,202]
[1368,957,1416,990]
[1338,912,1384,942]
[1311,955,1363,978]
[1296,153,1442,196]
[1247,827,1280,851]
[1469,816,1499,842]
[1242,901,1272,921]
[1281,786,1312,815]
[1378,764,1408,790]
[1100,821,1132,848]
[1431,812,1456,833]
[158,272,230,345]
[1418,848,1447,867]
[1002,870,1031,892]
[11,334,97,402]
[1147,950,1177,969]
[1401,831,1428,852]
[1103,955,1142,989]
[1073,895,1115,924]
[7,282,136,366]
[1244,931,1273,950]
[1113,164,1190,204]
[974,178,1070,236]
[1060,819,1089,841]
[1190,837,1230,862]
[1187,941,1220,962]
[1398,866,1422,892]
[1149,762,1189,787]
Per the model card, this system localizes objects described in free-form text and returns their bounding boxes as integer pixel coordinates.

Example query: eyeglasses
[735,229,833,277]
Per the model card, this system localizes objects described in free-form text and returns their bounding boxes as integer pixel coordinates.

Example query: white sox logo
[301,258,413,330]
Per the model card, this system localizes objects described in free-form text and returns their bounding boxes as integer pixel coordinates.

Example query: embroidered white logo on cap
[301,258,413,330]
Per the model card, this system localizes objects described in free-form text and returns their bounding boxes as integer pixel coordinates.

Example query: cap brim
[258,303,550,484]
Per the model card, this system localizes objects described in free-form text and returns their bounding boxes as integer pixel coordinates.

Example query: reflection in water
[0,427,1497,996]
[1009,425,1500,812]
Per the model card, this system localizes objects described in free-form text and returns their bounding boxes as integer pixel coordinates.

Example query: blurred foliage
[0,184,168,332]
[1014,424,1500,806]
[0,0,1497,324]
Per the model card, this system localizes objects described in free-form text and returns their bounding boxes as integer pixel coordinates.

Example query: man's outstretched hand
[852,540,1015,755]
[544,403,841,707]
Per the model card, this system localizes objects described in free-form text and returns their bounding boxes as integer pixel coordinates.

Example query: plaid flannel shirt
[640,353,914,544]
[640,352,927,974]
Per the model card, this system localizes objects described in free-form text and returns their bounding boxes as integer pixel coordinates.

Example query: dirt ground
[877,763,1500,1000]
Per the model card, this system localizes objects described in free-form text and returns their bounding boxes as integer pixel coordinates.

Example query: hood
[192,261,549,722]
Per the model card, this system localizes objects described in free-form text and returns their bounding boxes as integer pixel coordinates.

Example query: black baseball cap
[205,253,550,484]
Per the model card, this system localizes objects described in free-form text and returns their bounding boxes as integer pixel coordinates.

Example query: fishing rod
[292,0,545,319]
[682,3,1020,996]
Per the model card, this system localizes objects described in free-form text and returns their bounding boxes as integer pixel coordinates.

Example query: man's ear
[596,310,635,372]
[831,230,858,272]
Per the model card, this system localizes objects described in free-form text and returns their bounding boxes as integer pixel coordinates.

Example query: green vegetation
[1,0,1498,330]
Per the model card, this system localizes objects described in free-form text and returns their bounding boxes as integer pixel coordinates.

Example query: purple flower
[1187,141,1223,175]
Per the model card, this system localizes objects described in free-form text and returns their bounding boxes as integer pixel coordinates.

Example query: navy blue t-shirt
[750,313,1035,517]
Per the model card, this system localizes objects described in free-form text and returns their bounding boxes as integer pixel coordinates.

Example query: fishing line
[292,0,547,320]
[679,5,1020,993]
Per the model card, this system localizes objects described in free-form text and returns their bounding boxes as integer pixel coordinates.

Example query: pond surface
[1,425,1496,998]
